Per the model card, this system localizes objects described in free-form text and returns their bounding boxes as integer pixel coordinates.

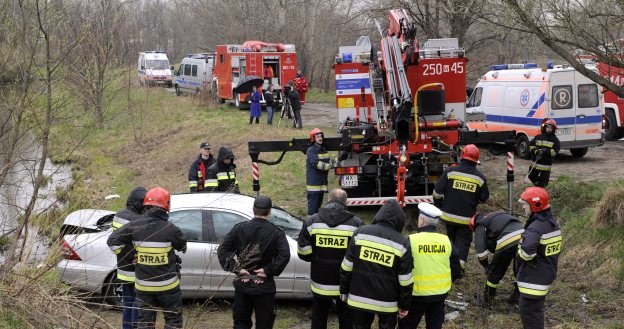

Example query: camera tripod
[278,93,299,128]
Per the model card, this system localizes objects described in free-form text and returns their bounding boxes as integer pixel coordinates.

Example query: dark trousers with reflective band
[233,291,276,329]
[444,222,473,263]
[311,296,352,329]
[398,300,445,329]
[519,296,545,329]
[136,290,183,329]
[122,283,138,329]
[352,310,397,329]
[487,247,517,286]
[528,167,550,188]
[307,192,325,216]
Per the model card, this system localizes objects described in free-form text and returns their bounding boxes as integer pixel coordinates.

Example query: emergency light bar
[491,63,538,70]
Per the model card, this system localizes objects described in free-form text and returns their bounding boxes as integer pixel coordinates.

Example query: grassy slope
[42,85,624,328]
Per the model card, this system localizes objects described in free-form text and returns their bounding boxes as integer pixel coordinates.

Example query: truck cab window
[467,87,483,108]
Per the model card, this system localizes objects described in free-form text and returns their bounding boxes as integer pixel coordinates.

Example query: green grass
[305,87,335,103]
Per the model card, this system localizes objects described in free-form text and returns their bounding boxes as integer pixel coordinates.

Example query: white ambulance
[173,53,215,96]
[466,63,605,158]
[137,51,173,87]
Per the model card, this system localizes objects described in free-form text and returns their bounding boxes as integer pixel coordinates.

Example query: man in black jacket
[340,199,413,329]
[298,189,363,329]
[526,119,560,187]
[471,211,524,306]
[108,187,187,329]
[433,144,489,270]
[399,203,461,329]
[206,146,240,193]
[188,142,215,192]
[108,186,146,329]
[286,80,302,129]
[218,196,290,329]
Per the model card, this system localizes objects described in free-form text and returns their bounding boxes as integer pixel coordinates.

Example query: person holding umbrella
[250,85,262,124]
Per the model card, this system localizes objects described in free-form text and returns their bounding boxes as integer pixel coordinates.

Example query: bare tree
[499,0,624,97]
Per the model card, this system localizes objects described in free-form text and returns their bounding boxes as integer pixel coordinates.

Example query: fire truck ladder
[249,55,257,75]
[381,34,413,144]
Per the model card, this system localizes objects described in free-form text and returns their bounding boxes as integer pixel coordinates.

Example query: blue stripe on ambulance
[486,114,602,126]
[526,93,546,117]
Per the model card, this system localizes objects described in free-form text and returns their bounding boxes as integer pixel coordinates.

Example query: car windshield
[146,60,170,70]
[269,208,303,239]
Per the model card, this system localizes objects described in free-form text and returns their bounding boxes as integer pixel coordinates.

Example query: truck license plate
[340,175,358,187]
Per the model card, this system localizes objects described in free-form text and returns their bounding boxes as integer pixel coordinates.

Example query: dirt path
[302,102,624,184]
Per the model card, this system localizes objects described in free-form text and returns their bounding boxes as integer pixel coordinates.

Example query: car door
[168,209,211,299]
[207,210,248,296]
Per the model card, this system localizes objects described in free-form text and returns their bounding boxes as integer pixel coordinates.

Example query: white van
[173,53,215,96]
[466,63,605,158]
[137,51,173,87]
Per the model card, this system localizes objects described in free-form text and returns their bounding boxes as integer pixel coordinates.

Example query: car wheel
[175,85,181,96]
[515,134,530,159]
[102,272,123,307]
[570,147,588,158]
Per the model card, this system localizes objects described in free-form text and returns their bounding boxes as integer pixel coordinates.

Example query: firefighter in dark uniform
[433,144,489,270]
[188,142,215,192]
[108,187,188,329]
[470,211,524,306]
[306,128,331,216]
[107,186,146,329]
[218,196,291,329]
[340,199,413,329]
[399,203,461,329]
[516,187,562,329]
[527,119,560,187]
[206,146,240,193]
[297,189,363,329]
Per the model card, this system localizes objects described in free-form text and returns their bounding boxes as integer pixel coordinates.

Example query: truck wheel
[570,148,588,158]
[515,135,530,159]
[604,110,618,141]
[234,93,241,108]
[175,85,181,96]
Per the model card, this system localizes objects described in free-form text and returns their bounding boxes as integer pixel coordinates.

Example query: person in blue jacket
[249,86,262,124]
[306,128,331,216]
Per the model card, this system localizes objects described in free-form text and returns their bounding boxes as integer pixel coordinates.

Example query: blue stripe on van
[526,93,545,117]
[486,114,602,126]
[176,80,202,87]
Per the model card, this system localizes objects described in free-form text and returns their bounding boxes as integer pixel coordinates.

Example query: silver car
[57,193,312,305]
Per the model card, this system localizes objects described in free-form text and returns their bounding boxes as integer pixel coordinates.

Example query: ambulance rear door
[547,70,576,144]
[573,71,603,145]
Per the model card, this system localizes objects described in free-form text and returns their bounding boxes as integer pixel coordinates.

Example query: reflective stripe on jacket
[297,201,363,297]
[306,143,330,194]
[108,208,187,293]
[515,208,561,299]
[433,160,489,225]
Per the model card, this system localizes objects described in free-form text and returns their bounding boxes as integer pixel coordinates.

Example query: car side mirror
[171,65,174,71]
[141,65,145,70]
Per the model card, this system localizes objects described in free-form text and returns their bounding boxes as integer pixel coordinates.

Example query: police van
[137,51,173,87]
[466,63,605,158]
[173,53,215,96]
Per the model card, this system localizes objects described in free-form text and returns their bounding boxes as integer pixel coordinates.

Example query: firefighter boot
[483,285,497,308]
[507,283,520,305]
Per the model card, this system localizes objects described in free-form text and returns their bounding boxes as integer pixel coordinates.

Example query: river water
[0,134,72,264]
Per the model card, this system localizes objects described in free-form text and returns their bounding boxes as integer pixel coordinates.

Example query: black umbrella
[234,75,264,93]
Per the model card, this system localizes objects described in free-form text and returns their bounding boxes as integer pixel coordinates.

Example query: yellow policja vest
[409,232,452,296]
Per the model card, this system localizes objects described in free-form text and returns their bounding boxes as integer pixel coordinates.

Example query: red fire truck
[248,9,514,207]
[211,41,298,108]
